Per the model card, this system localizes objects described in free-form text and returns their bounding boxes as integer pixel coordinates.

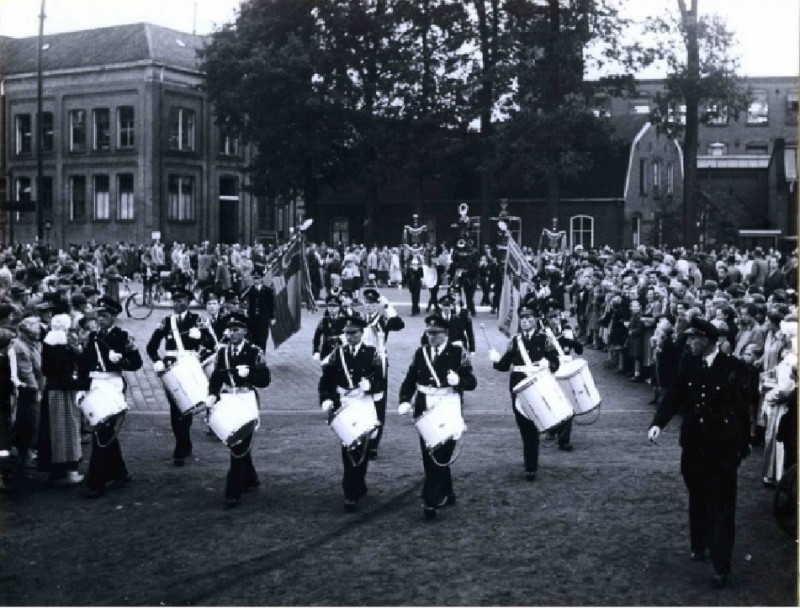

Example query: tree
[643,0,749,247]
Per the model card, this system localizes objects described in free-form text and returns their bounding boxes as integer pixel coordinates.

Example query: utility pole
[35,0,46,241]
[678,0,699,247]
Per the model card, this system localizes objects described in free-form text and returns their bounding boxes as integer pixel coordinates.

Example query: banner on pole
[498,233,537,338]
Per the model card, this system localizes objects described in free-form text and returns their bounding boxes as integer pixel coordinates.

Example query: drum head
[555,358,586,379]
[512,375,538,394]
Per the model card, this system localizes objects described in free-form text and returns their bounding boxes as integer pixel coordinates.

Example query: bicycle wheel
[125,292,154,319]
[774,464,797,537]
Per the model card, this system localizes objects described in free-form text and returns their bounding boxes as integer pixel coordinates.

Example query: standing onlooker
[405,257,424,316]
[0,329,15,488]
[626,299,645,381]
[388,247,402,287]
[11,316,42,477]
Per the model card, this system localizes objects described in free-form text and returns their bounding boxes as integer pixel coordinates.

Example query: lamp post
[35,0,46,241]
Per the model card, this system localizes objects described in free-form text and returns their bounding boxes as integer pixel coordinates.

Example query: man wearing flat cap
[205,313,271,508]
[146,286,215,466]
[318,316,384,513]
[78,296,143,498]
[648,316,751,588]
[488,296,561,480]
[398,313,477,520]
[360,288,405,459]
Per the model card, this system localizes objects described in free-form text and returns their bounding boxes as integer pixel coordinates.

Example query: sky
[0,0,797,78]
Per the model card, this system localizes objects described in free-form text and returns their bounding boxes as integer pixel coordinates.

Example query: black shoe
[525,471,537,481]
[225,497,241,509]
[344,499,358,513]
[108,474,132,491]
[558,443,574,452]
[690,550,707,561]
[173,457,185,467]
[423,506,438,520]
[711,573,728,588]
[243,480,260,493]
[83,488,105,499]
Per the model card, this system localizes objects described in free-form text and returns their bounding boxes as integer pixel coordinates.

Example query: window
[93,175,110,220]
[168,175,195,221]
[219,176,239,201]
[630,100,651,115]
[219,135,240,156]
[93,109,110,150]
[15,114,32,155]
[747,89,769,125]
[117,106,135,149]
[331,217,350,246]
[652,161,661,196]
[118,174,135,220]
[666,162,674,196]
[70,176,87,221]
[15,177,31,203]
[786,90,798,124]
[69,110,86,151]
[705,103,728,126]
[639,159,647,196]
[570,215,594,248]
[169,108,195,151]
[707,142,727,156]
[745,142,769,155]
[41,112,54,152]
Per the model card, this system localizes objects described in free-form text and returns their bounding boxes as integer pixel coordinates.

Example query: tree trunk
[475,0,498,247]
[680,0,699,247]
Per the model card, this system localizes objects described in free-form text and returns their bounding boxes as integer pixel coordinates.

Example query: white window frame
[219,135,240,156]
[747,89,769,125]
[93,108,110,150]
[570,215,594,249]
[117,106,135,149]
[169,108,196,152]
[15,114,32,155]
[93,175,110,220]
[652,160,661,195]
[666,162,674,196]
[69,109,86,152]
[118,174,135,220]
[168,175,195,221]
[41,111,54,152]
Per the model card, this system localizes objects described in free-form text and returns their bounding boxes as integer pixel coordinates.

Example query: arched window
[570,215,594,249]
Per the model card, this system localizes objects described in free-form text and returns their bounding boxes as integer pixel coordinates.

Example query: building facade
[1,24,258,248]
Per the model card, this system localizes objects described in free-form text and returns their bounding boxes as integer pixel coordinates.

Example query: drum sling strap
[170,315,186,353]
[337,346,355,390]
[420,346,464,466]
[421,347,442,388]
[90,335,127,448]
[516,335,535,369]
[336,346,372,466]
[222,344,259,458]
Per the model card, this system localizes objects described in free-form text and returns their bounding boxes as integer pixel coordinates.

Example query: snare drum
[330,393,380,449]
[555,358,601,416]
[512,370,573,432]
[79,380,128,429]
[158,355,209,415]
[208,390,260,448]
[414,393,465,451]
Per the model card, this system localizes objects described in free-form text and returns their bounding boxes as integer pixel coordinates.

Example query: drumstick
[478,323,494,352]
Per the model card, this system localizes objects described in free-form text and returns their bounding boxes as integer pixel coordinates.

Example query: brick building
[1,23,258,248]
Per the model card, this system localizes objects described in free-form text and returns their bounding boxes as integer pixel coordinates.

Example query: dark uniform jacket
[241,284,274,335]
[208,341,271,399]
[313,312,347,360]
[318,343,384,412]
[652,350,750,464]
[78,325,143,388]
[493,330,560,393]
[423,309,475,352]
[399,343,477,418]
[146,312,214,365]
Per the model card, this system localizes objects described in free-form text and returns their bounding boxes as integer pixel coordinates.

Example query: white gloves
[488,348,501,363]
[385,305,398,318]
[378,295,389,306]
[647,426,660,443]
[205,395,217,408]
[321,399,334,412]
[107,349,122,363]
[236,365,250,378]
[188,327,202,340]
[446,370,460,386]
[312,352,321,362]
[358,378,371,392]
[398,402,412,415]
[153,360,165,373]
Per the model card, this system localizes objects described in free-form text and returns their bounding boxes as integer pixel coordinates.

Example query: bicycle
[125,278,156,319]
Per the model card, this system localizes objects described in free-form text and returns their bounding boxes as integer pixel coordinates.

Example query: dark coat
[146,312,214,364]
[399,343,477,417]
[80,325,143,382]
[208,340,270,398]
[318,344,384,411]
[493,331,560,393]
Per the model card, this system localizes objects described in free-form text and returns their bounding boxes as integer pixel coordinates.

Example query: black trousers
[511,396,539,473]
[462,284,476,316]
[86,423,129,492]
[409,287,421,314]
[368,375,388,453]
[12,387,39,461]
[226,433,258,500]
[553,418,573,446]
[681,451,739,576]
[168,396,193,459]
[427,285,440,311]
[420,437,455,508]
[341,444,369,501]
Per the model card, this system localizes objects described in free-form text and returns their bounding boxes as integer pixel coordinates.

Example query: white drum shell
[414,393,465,450]
[159,355,209,415]
[555,358,601,416]
[513,370,573,432]
[79,382,128,428]
[208,391,259,447]
[330,394,380,448]
[422,265,438,289]
[201,355,216,380]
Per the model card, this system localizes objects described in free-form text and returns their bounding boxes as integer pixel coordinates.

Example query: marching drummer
[488,296,560,481]
[77,296,143,498]
[319,316,384,513]
[312,295,346,364]
[398,314,477,520]
[205,313,271,508]
[360,288,405,460]
[541,298,584,452]
[146,286,214,467]
[423,292,475,354]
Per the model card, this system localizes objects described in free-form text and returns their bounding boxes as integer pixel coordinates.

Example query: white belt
[512,365,546,374]
[416,385,454,396]
[164,350,196,358]
[337,387,361,396]
[222,387,254,395]
[90,371,122,379]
